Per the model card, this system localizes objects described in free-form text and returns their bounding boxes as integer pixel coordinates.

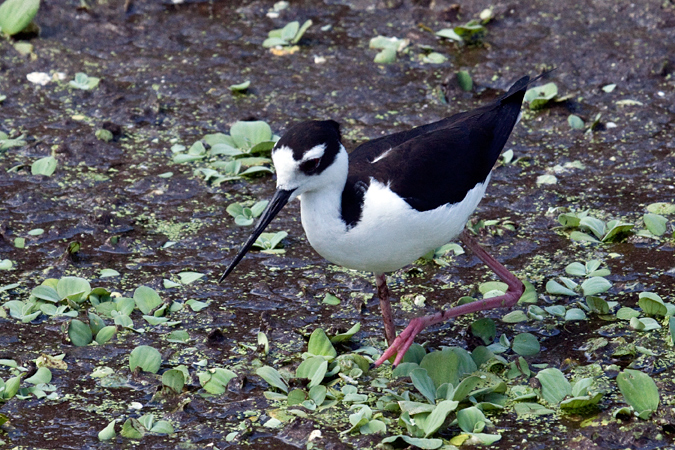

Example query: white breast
[299,176,490,273]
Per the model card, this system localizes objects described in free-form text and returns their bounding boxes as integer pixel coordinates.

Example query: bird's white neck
[297,147,350,253]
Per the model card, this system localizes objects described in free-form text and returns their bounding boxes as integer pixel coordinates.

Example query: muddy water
[1,0,674,448]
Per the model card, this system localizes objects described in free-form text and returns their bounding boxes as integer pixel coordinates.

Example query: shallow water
[1,0,674,448]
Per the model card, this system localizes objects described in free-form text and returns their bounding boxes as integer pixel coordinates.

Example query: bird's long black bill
[218,188,295,283]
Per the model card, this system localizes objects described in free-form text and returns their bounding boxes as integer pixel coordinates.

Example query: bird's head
[219,120,346,282]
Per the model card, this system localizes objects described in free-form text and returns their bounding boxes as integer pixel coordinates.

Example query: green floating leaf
[25,367,51,385]
[457,406,487,433]
[602,220,633,242]
[420,347,476,388]
[150,420,174,434]
[31,156,57,176]
[638,292,667,316]
[411,368,436,404]
[512,333,540,356]
[424,399,459,437]
[178,271,205,285]
[129,345,162,374]
[31,285,60,303]
[229,80,250,92]
[121,418,144,439]
[287,389,306,406]
[586,296,609,314]
[0,0,40,36]
[230,121,273,150]
[617,369,659,418]
[99,268,120,278]
[568,114,585,129]
[167,330,190,343]
[296,357,327,388]
[565,308,587,321]
[57,276,91,303]
[199,368,236,395]
[307,328,337,360]
[536,368,572,404]
[381,435,443,449]
[162,369,185,393]
[69,319,93,346]
[134,286,162,314]
[617,306,640,320]
[524,82,558,109]
[502,310,528,323]
[581,277,612,296]
[95,326,116,345]
[471,318,496,344]
[546,279,577,297]
[98,420,117,441]
[69,72,100,90]
[457,70,473,91]
[647,202,675,215]
[643,213,667,236]
[514,402,555,417]
[322,293,340,305]
[401,343,426,365]
[330,322,360,344]
[256,366,288,393]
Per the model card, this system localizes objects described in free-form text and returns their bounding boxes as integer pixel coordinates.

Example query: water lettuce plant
[369,36,409,64]
[0,0,40,36]
[263,20,312,48]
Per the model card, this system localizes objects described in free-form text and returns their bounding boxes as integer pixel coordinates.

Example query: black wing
[341,75,530,224]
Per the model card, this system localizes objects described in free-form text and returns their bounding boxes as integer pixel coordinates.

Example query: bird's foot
[373,315,436,367]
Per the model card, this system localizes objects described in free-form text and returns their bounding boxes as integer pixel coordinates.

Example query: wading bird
[220,75,536,366]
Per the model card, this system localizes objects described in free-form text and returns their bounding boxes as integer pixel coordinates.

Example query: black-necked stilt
[220,75,536,366]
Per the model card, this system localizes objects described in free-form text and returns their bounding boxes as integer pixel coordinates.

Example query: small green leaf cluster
[0,0,39,36]
[256,325,371,432]
[484,331,541,356]
[198,367,237,394]
[99,413,174,441]
[466,217,516,237]
[163,271,206,288]
[617,291,674,332]
[535,368,603,409]
[558,210,634,243]
[2,277,200,345]
[226,200,269,226]
[68,72,100,90]
[615,369,660,419]
[0,132,27,151]
[369,36,410,64]
[0,357,60,403]
[417,46,447,64]
[252,231,288,254]
[436,19,487,45]
[263,20,312,48]
[390,346,503,445]
[638,207,671,238]
[419,242,463,267]
[174,121,278,185]
[567,112,602,134]
[69,314,116,346]
[524,82,558,109]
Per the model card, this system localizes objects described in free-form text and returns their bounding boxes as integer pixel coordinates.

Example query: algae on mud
[1,0,675,448]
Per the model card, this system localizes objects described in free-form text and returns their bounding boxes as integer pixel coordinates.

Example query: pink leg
[374,230,525,367]
[375,273,396,346]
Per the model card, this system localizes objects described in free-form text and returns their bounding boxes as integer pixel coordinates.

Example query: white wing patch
[371,148,393,164]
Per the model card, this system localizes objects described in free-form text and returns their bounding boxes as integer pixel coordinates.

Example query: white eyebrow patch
[371,148,393,164]
[302,144,326,162]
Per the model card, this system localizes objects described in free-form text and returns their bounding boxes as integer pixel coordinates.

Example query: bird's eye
[300,157,321,173]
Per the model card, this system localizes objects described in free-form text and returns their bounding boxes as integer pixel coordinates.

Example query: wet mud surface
[1,0,674,448]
